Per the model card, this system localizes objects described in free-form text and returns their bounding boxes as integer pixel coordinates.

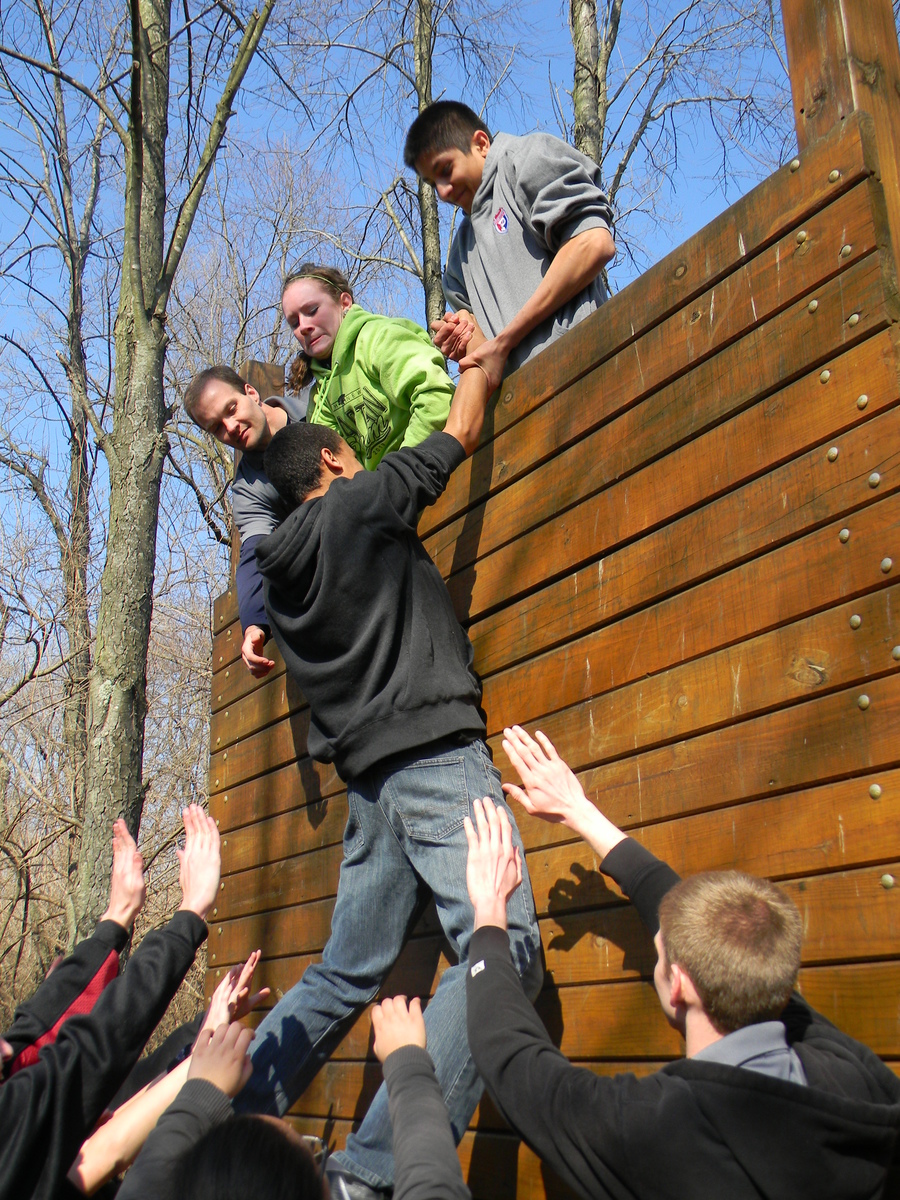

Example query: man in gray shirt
[405,101,616,388]
[183,364,308,677]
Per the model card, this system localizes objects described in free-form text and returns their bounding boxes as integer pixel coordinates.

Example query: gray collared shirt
[693,1021,807,1085]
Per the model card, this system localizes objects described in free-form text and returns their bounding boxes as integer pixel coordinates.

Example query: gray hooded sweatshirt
[442,131,615,374]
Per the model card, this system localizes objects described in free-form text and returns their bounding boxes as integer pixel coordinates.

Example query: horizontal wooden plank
[446,260,895,626]
[212,586,239,640]
[210,757,343,833]
[220,792,345,876]
[218,840,342,917]
[528,671,900,832]
[498,584,899,774]
[427,181,883,564]
[422,113,878,536]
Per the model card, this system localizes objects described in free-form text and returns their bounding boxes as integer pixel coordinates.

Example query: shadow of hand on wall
[542,864,655,978]
[545,862,618,949]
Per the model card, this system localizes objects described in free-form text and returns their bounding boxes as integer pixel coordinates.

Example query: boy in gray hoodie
[404,100,616,388]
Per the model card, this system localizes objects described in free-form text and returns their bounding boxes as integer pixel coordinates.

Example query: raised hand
[101,819,146,930]
[372,995,427,1062]
[201,950,270,1033]
[430,310,478,361]
[459,335,508,392]
[463,796,522,931]
[502,725,626,859]
[188,1023,254,1097]
[177,805,221,921]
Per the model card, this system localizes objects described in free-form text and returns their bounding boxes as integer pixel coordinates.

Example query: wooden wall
[205,6,900,1196]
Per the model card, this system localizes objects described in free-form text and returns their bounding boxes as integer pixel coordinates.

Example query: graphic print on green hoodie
[307,304,455,470]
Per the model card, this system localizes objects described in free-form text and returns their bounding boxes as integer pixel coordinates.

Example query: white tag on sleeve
[470,960,485,978]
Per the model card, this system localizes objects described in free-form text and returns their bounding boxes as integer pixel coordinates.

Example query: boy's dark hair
[658,871,803,1035]
[183,364,247,423]
[403,101,491,169]
[171,1115,324,1200]
[263,422,344,508]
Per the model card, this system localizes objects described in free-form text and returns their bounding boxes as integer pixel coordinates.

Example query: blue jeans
[235,737,542,1190]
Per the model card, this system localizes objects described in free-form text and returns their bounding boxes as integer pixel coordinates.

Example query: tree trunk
[413,0,445,328]
[570,0,603,163]
[74,0,171,937]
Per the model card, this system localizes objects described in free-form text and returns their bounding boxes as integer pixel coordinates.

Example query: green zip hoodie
[307,304,454,470]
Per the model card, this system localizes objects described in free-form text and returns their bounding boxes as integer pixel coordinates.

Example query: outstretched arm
[442,360,493,457]
[177,804,221,921]
[373,997,471,1200]
[460,227,615,389]
[67,952,267,1193]
[502,725,679,934]
[2,820,143,1071]
[501,725,626,860]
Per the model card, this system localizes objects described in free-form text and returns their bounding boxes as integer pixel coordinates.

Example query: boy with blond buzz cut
[404,100,616,389]
[462,725,900,1200]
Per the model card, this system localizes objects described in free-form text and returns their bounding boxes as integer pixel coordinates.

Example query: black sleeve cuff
[92,920,132,953]
[468,924,513,963]
[601,838,681,935]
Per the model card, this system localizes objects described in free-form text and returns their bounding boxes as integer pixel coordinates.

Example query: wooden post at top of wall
[782,0,900,272]
[230,359,285,581]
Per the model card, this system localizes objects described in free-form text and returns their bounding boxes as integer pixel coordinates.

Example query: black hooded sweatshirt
[256,432,485,781]
[466,840,900,1200]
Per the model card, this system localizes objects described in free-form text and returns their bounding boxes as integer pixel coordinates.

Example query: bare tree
[563,0,794,271]
[277,0,521,325]
[0,0,275,936]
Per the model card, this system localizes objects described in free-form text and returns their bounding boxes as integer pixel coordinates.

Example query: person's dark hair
[281,264,354,390]
[403,100,491,169]
[170,1115,324,1200]
[658,871,803,1035]
[263,421,344,508]
[183,364,248,424]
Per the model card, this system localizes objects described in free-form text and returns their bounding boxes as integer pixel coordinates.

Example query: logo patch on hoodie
[493,207,509,234]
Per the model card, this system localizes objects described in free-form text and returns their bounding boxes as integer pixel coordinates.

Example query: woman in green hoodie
[282,264,455,469]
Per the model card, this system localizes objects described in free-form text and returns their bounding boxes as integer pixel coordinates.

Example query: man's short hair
[183,365,247,423]
[263,423,344,509]
[403,101,491,169]
[658,871,802,1034]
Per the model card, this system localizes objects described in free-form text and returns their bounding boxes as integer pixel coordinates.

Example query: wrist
[99,907,136,930]
[473,900,509,931]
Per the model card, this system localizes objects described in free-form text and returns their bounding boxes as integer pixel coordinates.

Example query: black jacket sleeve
[116,1079,234,1200]
[3,920,129,1070]
[382,1046,471,1200]
[374,432,466,527]
[599,839,681,936]
[0,909,207,1200]
[466,842,682,1200]
[467,927,648,1200]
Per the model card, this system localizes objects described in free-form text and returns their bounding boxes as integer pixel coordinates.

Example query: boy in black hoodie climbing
[463,724,900,1200]
[233,360,542,1200]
